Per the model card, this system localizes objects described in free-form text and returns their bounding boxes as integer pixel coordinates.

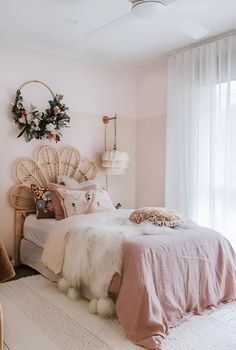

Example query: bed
[20,214,58,281]
[10,145,98,298]
[9,145,236,350]
[20,213,99,300]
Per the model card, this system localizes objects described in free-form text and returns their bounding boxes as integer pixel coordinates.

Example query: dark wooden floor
[11,265,39,280]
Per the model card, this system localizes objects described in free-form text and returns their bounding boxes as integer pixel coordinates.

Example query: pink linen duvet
[113,224,236,349]
[42,210,236,349]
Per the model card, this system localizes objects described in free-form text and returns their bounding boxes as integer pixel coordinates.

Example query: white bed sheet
[20,238,94,299]
[23,214,56,248]
[20,238,58,281]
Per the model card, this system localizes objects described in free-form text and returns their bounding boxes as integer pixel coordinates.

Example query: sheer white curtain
[165,36,236,246]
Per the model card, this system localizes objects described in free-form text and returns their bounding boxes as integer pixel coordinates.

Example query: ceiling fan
[86,0,209,40]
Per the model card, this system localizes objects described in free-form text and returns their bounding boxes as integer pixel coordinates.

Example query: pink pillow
[48,181,101,220]
[48,183,66,221]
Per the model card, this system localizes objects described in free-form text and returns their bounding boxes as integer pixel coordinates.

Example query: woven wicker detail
[10,185,35,211]
[37,146,59,183]
[11,146,97,211]
[16,158,47,187]
[60,146,81,178]
[77,159,97,182]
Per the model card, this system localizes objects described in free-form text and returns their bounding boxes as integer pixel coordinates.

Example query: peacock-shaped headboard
[9,145,97,265]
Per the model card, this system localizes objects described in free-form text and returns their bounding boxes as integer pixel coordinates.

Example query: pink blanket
[114,225,236,349]
[42,212,236,349]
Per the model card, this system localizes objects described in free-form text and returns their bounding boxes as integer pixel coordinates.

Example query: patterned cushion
[87,189,115,213]
[48,180,100,220]
[31,184,55,219]
[129,207,183,227]
[56,188,90,217]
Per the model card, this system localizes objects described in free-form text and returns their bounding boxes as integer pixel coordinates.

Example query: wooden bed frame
[9,145,97,266]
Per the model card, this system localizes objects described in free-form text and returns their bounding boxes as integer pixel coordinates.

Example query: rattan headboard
[10,145,97,265]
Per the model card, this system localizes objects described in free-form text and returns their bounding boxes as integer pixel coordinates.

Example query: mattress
[20,238,58,282]
[23,214,56,248]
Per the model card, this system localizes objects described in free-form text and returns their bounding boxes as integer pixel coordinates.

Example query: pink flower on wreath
[18,110,27,124]
[47,130,57,142]
[54,106,61,115]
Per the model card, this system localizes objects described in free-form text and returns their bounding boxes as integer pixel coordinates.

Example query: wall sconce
[101,114,129,175]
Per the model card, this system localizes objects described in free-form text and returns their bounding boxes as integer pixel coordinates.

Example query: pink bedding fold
[41,217,75,274]
[115,225,236,349]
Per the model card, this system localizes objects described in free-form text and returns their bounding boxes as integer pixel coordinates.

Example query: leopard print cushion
[129,207,184,227]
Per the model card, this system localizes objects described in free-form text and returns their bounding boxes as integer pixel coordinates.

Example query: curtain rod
[169,29,236,58]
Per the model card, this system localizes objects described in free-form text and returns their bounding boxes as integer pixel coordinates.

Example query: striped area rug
[0,276,236,350]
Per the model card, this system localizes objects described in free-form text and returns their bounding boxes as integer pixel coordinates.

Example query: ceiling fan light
[132,1,168,20]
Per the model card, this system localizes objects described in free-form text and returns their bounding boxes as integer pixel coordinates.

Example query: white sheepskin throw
[57,210,188,317]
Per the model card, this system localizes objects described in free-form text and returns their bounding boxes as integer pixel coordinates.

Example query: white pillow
[87,189,115,213]
[57,175,101,191]
[57,188,90,217]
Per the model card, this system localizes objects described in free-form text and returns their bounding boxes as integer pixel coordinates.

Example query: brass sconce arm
[102,115,117,124]
[102,114,118,151]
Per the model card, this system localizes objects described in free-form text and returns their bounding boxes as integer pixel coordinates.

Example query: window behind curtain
[166,36,236,248]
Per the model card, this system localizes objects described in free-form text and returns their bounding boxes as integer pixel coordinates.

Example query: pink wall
[136,65,167,208]
[0,43,168,256]
[0,44,137,255]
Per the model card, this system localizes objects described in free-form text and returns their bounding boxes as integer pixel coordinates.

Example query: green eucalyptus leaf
[12,86,70,143]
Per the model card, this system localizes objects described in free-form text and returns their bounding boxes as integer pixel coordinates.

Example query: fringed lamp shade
[101,114,129,175]
[101,150,129,175]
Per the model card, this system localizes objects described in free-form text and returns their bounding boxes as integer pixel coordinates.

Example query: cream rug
[0,276,236,350]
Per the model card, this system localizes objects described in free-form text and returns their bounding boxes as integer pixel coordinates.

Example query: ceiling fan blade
[85,12,131,37]
[167,9,209,40]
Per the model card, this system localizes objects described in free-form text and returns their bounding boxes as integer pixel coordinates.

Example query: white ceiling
[1,0,236,69]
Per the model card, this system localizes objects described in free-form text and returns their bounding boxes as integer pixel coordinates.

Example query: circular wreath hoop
[11,80,70,142]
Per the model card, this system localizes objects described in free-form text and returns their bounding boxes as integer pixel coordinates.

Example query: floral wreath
[11,80,70,142]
